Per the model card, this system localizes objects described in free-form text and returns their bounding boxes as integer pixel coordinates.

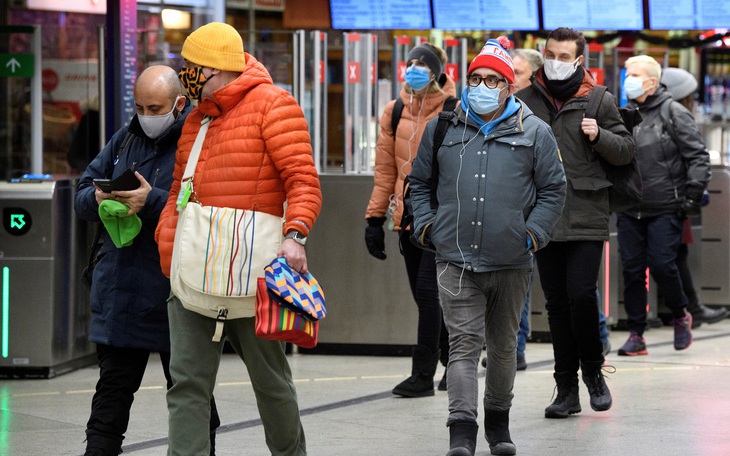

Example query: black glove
[682,189,704,217]
[365,216,387,260]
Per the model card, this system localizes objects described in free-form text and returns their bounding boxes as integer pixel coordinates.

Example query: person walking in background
[155,23,321,456]
[617,57,711,356]
[365,42,457,397]
[511,48,543,92]
[516,27,635,419]
[660,67,728,327]
[410,36,566,455]
[74,65,219,456]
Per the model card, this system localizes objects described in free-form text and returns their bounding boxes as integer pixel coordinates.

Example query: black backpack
[586,86,643,212]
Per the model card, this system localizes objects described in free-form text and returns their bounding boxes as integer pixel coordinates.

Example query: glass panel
[5,11,104,178]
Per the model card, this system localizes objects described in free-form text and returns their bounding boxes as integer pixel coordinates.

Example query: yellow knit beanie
[181,22,246,72]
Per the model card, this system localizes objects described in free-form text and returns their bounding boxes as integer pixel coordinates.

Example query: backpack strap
[585,86,607,119]
[442,96,458,113]
[391,98,405,138]
[428,110,457,206]
[392,95,457,139]
[660,98,677,143]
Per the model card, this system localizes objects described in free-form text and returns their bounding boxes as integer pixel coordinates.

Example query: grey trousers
[437,263,530,425]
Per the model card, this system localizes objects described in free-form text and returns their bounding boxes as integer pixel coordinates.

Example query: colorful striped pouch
[254,277,319,348]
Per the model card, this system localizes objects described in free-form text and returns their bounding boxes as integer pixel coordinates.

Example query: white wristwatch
[285,231,307,246]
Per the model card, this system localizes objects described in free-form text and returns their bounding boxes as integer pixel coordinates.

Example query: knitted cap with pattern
[468,36,515,84]
[182,22,246,72]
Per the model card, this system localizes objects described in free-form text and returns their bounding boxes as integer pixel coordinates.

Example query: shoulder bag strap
[182,116,212,184]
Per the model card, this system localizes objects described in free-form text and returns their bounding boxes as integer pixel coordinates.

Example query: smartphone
[93,169,141,192]
[93,178,114,193]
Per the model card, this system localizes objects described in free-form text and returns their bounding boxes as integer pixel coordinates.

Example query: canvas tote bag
[170,116,283,341]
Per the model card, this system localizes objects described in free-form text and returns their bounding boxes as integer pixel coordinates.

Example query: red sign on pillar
[319,61,325,83]
[347,62,361,83]
[445,63,459,81]
[371,62,376,84]
[589,68,604,85]
[397,61,407,83]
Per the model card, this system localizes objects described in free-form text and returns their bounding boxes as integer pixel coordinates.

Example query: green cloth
[98,199,142,248]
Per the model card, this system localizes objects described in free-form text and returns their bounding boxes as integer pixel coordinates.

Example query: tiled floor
[4,319,730,456]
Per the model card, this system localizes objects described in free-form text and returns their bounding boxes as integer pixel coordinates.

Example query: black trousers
[400,231,449,364]
[535,240,605,377]
[85,344,220,455]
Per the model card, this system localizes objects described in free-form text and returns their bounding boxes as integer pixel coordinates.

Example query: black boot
[392,345,439,397]
[688,302,729,325]
[84,432,123,456]
[581,366,612,412]
[445,420,478,456]
[544,375,581,418]
[484,409,516,455]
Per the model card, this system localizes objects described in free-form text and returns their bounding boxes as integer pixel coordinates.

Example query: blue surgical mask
[405,65,432,91]
[623,76,646,100]
[468,83,504,115]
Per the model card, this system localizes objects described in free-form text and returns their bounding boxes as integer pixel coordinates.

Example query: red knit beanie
[467,36,515,84]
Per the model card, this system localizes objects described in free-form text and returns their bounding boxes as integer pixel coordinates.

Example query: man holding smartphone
[73,65,219,456]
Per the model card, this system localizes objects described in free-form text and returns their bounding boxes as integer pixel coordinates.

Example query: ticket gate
[0,178,94,378]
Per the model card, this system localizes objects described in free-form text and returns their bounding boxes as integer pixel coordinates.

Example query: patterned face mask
[178,66,214,100]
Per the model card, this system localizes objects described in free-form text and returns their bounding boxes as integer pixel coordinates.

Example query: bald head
[134,65,185,116]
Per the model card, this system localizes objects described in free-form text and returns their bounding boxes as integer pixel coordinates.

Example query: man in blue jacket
[409,37,566,456]
[74,65,218,456]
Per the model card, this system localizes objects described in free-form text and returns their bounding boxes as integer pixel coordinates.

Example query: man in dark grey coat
[516,27,635,420]
[74,65,218,456]
[617,56,711,357]
[410,36,566,456]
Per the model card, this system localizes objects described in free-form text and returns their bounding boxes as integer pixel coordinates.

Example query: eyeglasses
[467,74,507,89]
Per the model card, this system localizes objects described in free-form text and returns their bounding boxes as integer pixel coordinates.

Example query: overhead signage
[0,54,34,78]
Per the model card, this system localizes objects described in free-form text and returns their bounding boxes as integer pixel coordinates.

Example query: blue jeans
[617,213,687,335]
[437,262,531,424]
[516,280,531,357]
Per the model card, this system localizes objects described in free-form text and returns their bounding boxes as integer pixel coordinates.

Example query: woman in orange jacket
[364,42,458,397]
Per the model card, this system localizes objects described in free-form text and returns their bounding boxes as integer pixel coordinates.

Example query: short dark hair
[546,27,586,57]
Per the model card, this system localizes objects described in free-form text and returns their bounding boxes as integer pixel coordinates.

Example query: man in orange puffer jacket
[155,22,321,456]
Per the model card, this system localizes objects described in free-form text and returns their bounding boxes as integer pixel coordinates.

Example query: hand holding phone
[93,169,141,192]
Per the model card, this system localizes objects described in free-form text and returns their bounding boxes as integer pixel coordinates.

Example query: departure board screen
[329,0,433,30]
[648,0,730,30]
[542,0,644,30]
[432,0,539,31]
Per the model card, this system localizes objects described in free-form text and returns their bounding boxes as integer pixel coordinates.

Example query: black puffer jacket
[624,85,711,217]
[517,69,635,241]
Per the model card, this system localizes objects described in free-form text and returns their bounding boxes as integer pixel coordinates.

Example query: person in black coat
[517,28,634,420]
[617,56,711,357]
[74,65,219,456]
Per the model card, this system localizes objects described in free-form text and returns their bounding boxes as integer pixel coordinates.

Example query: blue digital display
[330,0,433,30]
[432,0,539,31]
[542,0,645,31]
[648,0,730,30]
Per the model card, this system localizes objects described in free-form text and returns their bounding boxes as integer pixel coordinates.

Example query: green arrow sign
[0,53,34,78]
